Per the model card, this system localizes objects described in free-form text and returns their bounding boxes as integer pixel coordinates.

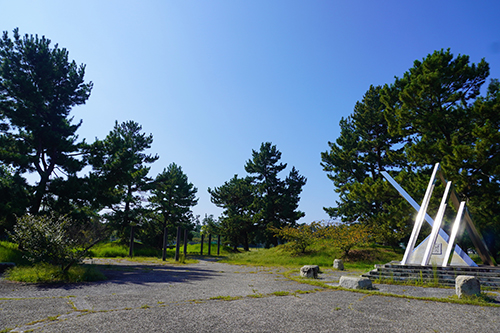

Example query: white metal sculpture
[381,164,476,267]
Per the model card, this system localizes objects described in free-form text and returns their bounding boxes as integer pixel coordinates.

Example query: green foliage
[0,241,29,264]
[0,28,93,214]
[89,241,231,258]
[321,86,413,248]
[141,163,198,249]
[200,214,219,236]
[86,120,158,243]
[245,142,307,247]
[0,164,30,236]
[221,240,402,271]
[10,213,103,271]
[323,50,500,258]
[4,262,105,283]
[209,175,255,251]
[320,223,372,258]
[270,222,322,254]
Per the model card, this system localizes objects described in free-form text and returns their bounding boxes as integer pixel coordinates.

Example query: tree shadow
[31,261,222,291]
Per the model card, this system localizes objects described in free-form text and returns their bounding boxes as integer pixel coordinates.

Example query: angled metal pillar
[442,201,466,267]
[400,163,440,265]
[421,181,451,266]
[437,170,495,266]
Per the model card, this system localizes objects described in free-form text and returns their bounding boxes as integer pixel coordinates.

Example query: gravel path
[1,259,500,332]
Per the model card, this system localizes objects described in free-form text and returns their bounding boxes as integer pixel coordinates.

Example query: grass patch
[4,263,106,283]
[89,241,232,259]
[271,291,290,296]
[372,276,450,289]
[282,269,500,307]
[294,289,317,294]
[209,295,242,301]
[100,256,198,265]
[220,241,402,271]
[0,241,30,265]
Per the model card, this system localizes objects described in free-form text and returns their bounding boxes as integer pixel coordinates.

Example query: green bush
[10,213,102,271]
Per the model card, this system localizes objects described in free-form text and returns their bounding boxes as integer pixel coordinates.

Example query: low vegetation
[220,240,403,271]
[4,263,105,283]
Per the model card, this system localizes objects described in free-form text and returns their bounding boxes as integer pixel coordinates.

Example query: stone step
[365,272,500,286]
[373,268,500,280]
[362,264,500,288]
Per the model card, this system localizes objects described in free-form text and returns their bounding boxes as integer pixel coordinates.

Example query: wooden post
[217,235,221,255]
[129,225,135,257]
[183,229,188,256]
[208,234,212,256]
[200,234,204,255]
[175,226,181,261]
[162,227,168,261]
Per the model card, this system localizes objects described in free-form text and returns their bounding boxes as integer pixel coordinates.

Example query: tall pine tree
[0,28,92,213]
[321,85,413,247]
[245,142,306,247]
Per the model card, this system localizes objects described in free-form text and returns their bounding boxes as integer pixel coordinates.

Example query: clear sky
[2,1,500,223]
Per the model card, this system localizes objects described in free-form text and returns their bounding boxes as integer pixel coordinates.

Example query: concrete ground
[1,259,500,332]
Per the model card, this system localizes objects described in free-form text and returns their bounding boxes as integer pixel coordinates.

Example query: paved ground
[1,259,500,332]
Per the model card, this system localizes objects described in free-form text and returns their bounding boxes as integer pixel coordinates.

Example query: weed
[449,293,497,305]
[141,304,150,309]
[432,264,439,285]
[209,295,242,301]
[247,293,264,298]
[179,254,186,264]
[294,289,316,294]
[271,291,290,296]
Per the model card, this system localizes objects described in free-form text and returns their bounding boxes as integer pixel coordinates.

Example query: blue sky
[2,1,500,223]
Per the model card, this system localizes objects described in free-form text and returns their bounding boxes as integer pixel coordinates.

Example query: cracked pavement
[1,259,500,332]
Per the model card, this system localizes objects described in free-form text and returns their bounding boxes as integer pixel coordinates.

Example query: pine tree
[86,120,158,244]
[321,85,413,247]
[209,175,255,251]
[0,28,93,213]
[245,142,306,247]
[142,163,198,250]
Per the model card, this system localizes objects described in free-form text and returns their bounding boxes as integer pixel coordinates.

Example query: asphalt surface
[1,258,500,332]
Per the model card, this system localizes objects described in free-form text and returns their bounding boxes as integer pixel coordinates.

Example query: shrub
[321,223,372,258]
[10,213,104,272]
[271,222,322,254]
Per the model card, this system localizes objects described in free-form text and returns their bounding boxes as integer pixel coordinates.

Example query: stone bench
[456,275,480,298]
[333,259,344,270]
[300,265,320,279]
[339,276,372,290]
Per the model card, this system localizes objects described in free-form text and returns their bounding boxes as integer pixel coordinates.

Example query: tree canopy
[0,28,93,214]
[210,142,307,249]
[323,49,500,259]
[142,163,198,249]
